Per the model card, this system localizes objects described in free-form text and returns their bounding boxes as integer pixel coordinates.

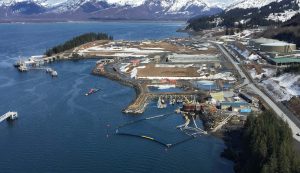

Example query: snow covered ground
[229,45,250,58]
[261,73,300,101]
[249,68,300,101]
[249,68,275,80]
[148,84,176,89]
[266,9,300,22]
[78,45,166,58]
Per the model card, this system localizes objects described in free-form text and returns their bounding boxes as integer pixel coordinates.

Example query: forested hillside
[263,14,300,47]
[187,0,300,31]
[45,32,113,57]
[236,111,300,173]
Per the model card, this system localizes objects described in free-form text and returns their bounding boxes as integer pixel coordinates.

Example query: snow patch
[267,9,300,22]
[261,73,300,101]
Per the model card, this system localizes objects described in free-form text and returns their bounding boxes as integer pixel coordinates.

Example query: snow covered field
[249,67,300,101]
[261,73,300,101]
[249,68,275,80]
[77,45,166,58]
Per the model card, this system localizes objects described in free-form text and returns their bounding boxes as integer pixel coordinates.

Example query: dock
[0,112,18,123]
[123,92,203,114]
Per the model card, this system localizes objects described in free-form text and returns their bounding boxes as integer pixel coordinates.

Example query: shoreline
[0,19,187,24]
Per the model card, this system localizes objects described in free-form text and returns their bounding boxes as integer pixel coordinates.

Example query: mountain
[0,0,224,21]
[187,0,300,31]
[227,0,279,10]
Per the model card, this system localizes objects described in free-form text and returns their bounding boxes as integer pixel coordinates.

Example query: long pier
[0,112,18,123]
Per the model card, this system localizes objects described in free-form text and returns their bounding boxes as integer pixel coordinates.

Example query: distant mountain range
[1,0,299,23]
[188,0,300,30]
[0,0,226,22]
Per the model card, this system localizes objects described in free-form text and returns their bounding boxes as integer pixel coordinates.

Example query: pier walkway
[0,112,18,123]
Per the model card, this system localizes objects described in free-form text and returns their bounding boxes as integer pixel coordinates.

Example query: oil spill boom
[115,112,196,148]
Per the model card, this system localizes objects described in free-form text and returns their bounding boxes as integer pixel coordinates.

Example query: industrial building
[260,43,296,54]
[267,56,300,66]
[250,37,296,53]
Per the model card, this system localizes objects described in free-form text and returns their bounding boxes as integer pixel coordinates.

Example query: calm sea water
[0,22,234,173]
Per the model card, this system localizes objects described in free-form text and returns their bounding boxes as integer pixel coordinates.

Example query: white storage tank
[260,42,297,53]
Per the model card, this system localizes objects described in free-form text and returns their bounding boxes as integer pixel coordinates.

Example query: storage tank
[260,43,297,53]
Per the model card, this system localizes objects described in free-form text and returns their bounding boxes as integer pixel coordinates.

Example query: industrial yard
[82,38,260,134]
[214,28,300,141]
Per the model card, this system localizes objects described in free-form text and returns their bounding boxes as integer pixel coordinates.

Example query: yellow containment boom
[142,136,154,140]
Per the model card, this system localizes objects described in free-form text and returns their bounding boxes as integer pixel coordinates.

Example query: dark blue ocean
[0,22,234,173]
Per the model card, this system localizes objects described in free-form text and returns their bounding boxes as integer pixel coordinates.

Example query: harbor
[13,36,260,136]
[0,22,236,173]
[81,38,259,137]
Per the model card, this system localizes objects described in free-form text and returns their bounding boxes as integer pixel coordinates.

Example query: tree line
[45,32,113,57]
[276,64,300,76]
[235,111,300,173]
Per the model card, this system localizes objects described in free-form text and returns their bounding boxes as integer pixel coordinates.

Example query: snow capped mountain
[0,0,224,20]
[3,0,298,21]
[106,0,146,7]
[227,0,281,10]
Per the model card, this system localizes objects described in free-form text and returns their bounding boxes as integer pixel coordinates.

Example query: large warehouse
[249,38,296,53]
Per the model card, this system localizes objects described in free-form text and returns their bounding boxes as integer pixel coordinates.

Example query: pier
[0,112,18,123]
[123,92,203,114]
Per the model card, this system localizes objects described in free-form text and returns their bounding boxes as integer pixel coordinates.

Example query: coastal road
[217,44,300,142]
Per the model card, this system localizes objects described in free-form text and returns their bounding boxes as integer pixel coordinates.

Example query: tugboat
[85,88,100,96]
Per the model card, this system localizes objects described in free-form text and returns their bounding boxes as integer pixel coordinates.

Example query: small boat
[51,71,58,77]
[46,68,53,73]
[85,88,100,96]
[157,97,167,109]
[177,98,183,103]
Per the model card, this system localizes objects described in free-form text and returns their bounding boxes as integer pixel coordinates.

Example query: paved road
[217,44,300,142]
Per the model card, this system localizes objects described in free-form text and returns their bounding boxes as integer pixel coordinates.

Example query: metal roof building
[267,56,300,66]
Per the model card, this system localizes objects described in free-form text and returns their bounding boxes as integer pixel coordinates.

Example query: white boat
[51,71,58,77]
[157,97,167,109]
[46,68,53,73]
